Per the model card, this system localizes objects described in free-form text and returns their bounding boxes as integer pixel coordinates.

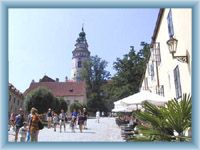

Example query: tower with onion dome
[71,27,90,81]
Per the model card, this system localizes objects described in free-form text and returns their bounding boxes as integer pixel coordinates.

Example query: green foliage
[24,87,68,114]
[24,87,55,114]
[58,98,68,112]
[69,102,83,112]
[135,93,192,141]
[81,55,111,113]
[111,43,150,100]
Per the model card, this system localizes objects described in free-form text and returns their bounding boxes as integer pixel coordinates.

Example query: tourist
[83,108,88,129]
[29,107,40,142]
[59,109,66,132]
[71,109,78,126]
[70,116,76,132]
[19,122,28,142]
[53,112,59,132]
[101,111,104,117]
[47,108,52,128]
[9,112,15,131]
[96,110,100,123]
[77,110,85,133]
[14,108,24,142]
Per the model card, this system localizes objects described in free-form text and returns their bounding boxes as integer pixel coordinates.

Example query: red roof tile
[24,81,86,97]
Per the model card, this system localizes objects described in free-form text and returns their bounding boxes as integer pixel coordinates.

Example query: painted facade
[141,8,192,100]
[9,83,24,116]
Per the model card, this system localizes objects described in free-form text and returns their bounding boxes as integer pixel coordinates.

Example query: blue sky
[9,8,159,92]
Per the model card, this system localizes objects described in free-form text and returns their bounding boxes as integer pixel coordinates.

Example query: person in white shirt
[53,113,59,132]
[59,109,66,132]
[96,110,100,123]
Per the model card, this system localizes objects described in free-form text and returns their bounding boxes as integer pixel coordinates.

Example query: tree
[58,98,68,112]
[135,93,192,141]
[24,87,55,114]
[81,55,111,113]
[111,43,150,100]
[69,102,83,112]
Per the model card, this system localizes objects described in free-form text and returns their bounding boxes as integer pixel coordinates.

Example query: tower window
[78,61,82,68]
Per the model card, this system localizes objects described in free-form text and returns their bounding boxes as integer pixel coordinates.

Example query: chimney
[32,79,35,83]
[56,78,59,82]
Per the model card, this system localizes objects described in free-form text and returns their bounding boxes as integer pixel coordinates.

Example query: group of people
[9,107,108,142]
[45,107,88,133]
[9,107,43,142]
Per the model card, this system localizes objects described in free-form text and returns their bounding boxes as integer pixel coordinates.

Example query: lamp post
[166,37,188,63]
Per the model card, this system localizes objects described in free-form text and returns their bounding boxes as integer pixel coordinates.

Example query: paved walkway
[8,117,124,142]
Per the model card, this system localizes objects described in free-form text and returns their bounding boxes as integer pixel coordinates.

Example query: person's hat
[31,107,38,113]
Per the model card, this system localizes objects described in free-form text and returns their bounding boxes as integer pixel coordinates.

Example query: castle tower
[71,27,90,81]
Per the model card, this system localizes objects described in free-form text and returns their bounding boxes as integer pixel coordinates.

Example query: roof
[24,81,86,97]
[9,83,24,98]
[40,75,55,82]
[151,8,165,43]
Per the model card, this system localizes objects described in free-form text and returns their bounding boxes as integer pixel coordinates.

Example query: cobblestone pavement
[8,117,124,142]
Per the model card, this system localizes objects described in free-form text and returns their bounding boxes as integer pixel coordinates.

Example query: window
[17,99,19,106]
[156,85,164,96]
[167,9,174,38]
[144,77,148,90]
[168,74,171,89]
[13,97,15,103]
[78,61,82,68]
[174,65,182,99]
[150,63,154,80]
[74,100,79,103]
[153,43,161,64]
[9,94,11,101]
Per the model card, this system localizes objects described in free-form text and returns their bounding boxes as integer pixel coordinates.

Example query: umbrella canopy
[121,90,168,106]
[111,106,132,112]
[127,104,142,111]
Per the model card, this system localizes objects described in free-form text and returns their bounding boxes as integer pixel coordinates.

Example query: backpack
[15,115,24,128]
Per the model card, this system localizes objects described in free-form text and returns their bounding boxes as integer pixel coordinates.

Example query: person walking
[71,109,78,127]
[70,116,76,133]
[96,110,100,123]
[19,122,28,142]
[9,113,15,131]
[29,107,40,142]
[14,108,24,142]
[83,108,88,129]
[53,112,59,132]
[77,110,85,133]
[59,109,66,133]
[46,108,52,129]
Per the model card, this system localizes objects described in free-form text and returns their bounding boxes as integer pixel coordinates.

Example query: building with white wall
[141,8,192,100]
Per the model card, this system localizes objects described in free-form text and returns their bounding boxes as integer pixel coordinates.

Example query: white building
[141,8,192,100]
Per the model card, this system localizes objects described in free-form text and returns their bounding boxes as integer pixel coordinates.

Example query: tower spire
[82,23,84,32]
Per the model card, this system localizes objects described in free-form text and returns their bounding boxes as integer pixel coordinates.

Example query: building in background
[71,27,91,81]
[24,75,87,108]
[9,83,24,116]
[141,8,192,100]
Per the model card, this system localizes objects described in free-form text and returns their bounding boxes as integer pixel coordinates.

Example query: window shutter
[167,9,174,38]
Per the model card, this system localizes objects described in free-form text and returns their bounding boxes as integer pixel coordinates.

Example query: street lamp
[166,37,188,63]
